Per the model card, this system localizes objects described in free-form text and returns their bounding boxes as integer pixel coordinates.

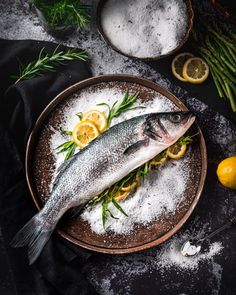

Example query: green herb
[92,161,151,227]
[56,140,77,160]
[13,46,88,83]
[93,133,198,226]
[101,194,128,227]
[111,198,128,216]
[60,128,72,136]
[97,91,145,127]
[32,0,90,30]
[55,91,143,160]
[76,112,83,120]
[192,21,236,112]
[178,133,199,145]
[101,197,120,227]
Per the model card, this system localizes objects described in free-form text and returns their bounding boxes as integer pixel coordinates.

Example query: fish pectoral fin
[124,139,149,155]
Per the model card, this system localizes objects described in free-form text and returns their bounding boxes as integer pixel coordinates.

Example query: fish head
[144,111,195,147]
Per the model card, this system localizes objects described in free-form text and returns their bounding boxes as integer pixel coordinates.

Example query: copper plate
[96,0,194,61]
[26,75,207,254]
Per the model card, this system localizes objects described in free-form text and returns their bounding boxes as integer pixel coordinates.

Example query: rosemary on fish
[13,46,89,83]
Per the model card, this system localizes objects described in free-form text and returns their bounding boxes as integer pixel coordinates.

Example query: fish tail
[11,212,54,265]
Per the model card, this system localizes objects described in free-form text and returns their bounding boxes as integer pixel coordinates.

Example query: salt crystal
[101,0,188,58]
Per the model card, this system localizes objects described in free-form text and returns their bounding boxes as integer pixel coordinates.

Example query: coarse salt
[101,0,188,58]
[157,237,223,271]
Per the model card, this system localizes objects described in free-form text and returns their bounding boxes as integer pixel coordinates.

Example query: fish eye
[170,113,182,123]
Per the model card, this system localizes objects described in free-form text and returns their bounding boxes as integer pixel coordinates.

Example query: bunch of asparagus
[193,23,236,112]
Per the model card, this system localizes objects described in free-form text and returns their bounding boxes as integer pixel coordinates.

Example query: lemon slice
[114,190,130,202]
[182,57,209,84]
[167,143,187,159]
[82,110,107,133]
[121,181,138,192]
[150,151,168,165]
[72,120,99,148]
[171,53,194,82]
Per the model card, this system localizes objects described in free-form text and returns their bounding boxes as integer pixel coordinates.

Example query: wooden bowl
[96,0,194,61]
[26,74,207,254]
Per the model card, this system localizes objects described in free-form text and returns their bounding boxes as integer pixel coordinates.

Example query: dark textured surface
[0,0,236,295]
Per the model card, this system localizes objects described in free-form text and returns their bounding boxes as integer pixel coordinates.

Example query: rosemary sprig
[56,140,77,160]
[32,0,90,30]
[76,112,83,120]
[56,91,143,160]
[92,162,150,227]
[14,47,88,83]
[97,91,145,127]
[178,133,199,145]
[60,128,72,136]
[101,193,128,227]
[102,197,119,227]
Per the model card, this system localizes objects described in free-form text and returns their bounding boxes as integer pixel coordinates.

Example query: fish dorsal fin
[124,139,149,156]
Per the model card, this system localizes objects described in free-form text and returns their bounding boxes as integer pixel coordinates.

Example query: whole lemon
[216,156,236,189]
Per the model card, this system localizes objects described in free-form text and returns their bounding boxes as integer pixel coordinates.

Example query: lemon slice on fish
[72,120,100,148]
[167,143,187,159]
[82,110,107,133]
[114,190,130,202]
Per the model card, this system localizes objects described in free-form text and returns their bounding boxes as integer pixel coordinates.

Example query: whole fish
[12,111,195,264]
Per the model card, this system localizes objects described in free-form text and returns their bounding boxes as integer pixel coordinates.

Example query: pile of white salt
[101,0,188,58]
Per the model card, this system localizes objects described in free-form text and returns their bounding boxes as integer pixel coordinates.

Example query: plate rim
[25,74,207,254]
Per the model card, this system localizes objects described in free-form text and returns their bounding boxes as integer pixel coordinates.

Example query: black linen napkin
[0,39,98,295]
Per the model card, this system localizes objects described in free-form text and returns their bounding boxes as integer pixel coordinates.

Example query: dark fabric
[0,39,97,295]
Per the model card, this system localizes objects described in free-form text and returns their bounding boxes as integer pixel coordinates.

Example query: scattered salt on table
[101,0,188,58]
[157,236,223,271]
